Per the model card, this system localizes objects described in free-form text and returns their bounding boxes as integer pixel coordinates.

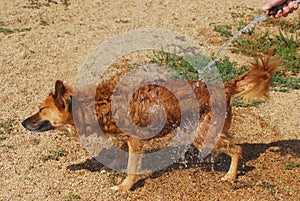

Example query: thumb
[262,0,286,11]
[262,4,272,11]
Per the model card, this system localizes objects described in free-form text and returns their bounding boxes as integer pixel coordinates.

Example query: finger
[293,1,299,9]
[263,0,286,10]
[282,4,291,15]
[262,4,271,11]
[282,11,289,17]
[275,9,283,18]
[287,0,295,9]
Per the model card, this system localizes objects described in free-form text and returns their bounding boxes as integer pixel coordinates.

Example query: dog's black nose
[21,120,26,128]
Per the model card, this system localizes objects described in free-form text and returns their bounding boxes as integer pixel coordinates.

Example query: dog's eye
[39,107,47,112]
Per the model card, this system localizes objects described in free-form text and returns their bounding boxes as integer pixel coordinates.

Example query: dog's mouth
[22,119,54,132]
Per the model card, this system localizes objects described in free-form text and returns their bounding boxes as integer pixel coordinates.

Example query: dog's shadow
[67,139,300,187]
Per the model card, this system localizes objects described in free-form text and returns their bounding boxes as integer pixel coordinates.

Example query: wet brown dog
[22,57,281,190]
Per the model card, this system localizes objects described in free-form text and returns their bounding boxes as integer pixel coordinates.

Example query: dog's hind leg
[111,138,143,191]
[193,132,242,182]
[213,134,242,182]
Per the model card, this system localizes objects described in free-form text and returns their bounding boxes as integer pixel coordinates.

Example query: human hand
[262,0,299,18]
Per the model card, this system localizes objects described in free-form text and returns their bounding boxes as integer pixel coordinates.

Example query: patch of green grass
[0,27,14,34]
[265,17,300,33]
[108,170,127,180]
[232,24,300,73]
[232,32,275,56]
[261,182,276,195]
[63,193,81,201]
[285,161,300,170]
[151,50,201,80]
[41,149,67,162]
[212,24,233,37]
[274,31,300,73]
[61,0,70,7]
[213,17,300,72]
[0,22,31,35]
[273,73,300,92]
[27,0,71,8]
[231,98,264,107]
[39,18,49,26]
[16,27,32,33]
[0,118,16,141]
[212,17,300,94]
[216,56,247,82]
[151,50,247,82]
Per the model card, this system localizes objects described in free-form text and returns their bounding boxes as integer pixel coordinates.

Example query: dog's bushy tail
[225,56,283,103]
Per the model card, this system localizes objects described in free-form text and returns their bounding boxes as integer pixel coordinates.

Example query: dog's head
[22,80,74,133]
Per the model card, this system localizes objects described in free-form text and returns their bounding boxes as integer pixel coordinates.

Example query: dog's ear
[53,80,72,111]
[54,80,66,99]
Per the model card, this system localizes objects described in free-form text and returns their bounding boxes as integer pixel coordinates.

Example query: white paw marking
[110,186,119,191]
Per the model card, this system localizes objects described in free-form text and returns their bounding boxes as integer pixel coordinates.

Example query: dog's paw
[221,174,236,183]
[100,166,111,174]
[110,184,131,191]
[110,186,119,191]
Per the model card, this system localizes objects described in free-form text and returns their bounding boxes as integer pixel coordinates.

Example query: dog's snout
[22,116,54,132]
[22,117,31,129]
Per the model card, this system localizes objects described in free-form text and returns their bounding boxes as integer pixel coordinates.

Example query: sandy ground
[0,0,299,200]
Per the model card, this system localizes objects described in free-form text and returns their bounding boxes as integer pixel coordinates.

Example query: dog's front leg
[111,137,143,191]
